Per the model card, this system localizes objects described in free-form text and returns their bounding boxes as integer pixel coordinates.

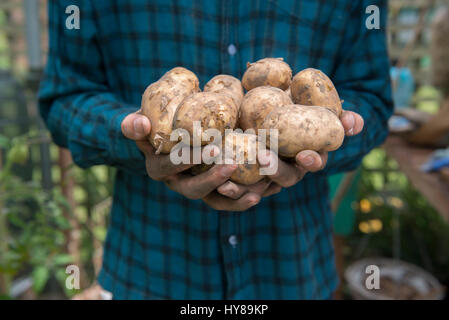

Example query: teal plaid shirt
[38,0,392,299]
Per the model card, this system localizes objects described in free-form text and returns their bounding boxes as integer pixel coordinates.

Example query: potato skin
[290,68,342,117]
[285,86,292,100]
[141,67,199,154]
[204,75,244,107]
[190,132,263,185]
[242,58,292,91]
[261,104,345,158]
[239,86,292,131]
[190,163,212,176]
[162,66,200,87]
[173,92,239,146]
[224,132,263,185]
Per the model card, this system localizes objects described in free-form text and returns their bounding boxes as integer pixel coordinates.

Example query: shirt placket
[219,211,243,299]
[220,0,239,75]
[218,0,244,299]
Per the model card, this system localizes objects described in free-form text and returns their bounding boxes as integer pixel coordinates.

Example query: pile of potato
[141,58,345,185]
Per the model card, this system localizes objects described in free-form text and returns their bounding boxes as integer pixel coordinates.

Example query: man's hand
[203,177,282,212]
[216,110,364,198]
[121,111,260,206]
[121,109,363,211]
[259,110,364,187]
[122,110,191,179]
[217,178,282,200]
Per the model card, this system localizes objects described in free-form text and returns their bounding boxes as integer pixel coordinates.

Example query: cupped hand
[216,110,364,199]
[122,110,241,200]
[121,108,364,210]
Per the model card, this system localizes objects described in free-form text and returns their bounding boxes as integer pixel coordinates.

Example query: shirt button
[228,235,238,247]
[227,44,237,56]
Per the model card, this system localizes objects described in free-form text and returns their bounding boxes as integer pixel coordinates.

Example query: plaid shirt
[39,0,392,299]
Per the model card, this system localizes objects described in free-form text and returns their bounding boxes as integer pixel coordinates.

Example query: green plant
[0,133,73,299]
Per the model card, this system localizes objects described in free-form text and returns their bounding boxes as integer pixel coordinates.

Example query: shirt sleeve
[38,0,146,174]
[324,0,393,175]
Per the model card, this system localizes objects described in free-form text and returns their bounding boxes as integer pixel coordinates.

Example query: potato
[204,75,244,107]
[190,132,264,185]
[290,68,342,117]
[242,58,292,91]
[172,92,239,146]
[190,163,212,176]
[141,67,199,154]
[161,66,200,87]
[224,132,263,185]
[239,86,292,131]
[285,86,292,100]
[261,104,344,158]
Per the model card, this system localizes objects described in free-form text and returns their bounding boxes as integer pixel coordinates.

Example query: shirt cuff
[108,106,147,175]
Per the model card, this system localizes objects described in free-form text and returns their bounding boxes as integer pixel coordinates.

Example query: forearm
[323,0,393,174]
[39,91,146,174]
[38,0,146,174]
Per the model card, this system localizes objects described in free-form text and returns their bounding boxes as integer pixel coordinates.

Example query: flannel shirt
[38,0,392,299]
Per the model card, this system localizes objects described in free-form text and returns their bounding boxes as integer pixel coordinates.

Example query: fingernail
[224,189,235,197]
[347,113,355,127]
[345,114,355,135]
[220,165,237,176]
[133,118,144,135]
[226,190,235,197]
[298,151,315,167]
[301,156,314,167]
[248,196,260,206]
[258,152,271,166]
[219,184,233,195]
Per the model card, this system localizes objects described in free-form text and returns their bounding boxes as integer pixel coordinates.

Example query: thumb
[121,112,151,140]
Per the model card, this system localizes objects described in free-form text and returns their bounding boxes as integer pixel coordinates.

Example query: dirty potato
[242,58,292,91]
[239,86,292,131]
[172,92,239,146]
[190,132,263,185]
[261,104,345,158]
[141,67,200,154]
[285,86,292,100]
[204,75,244,107]
[290,68,342,117]
[224,132,263,185]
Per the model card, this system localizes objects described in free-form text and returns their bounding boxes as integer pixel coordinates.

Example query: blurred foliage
[413,85,442,114]
[0,132,73,299]
[345,148,449,288]
[0,10,9,70]
[73,165,112,281]
[0,123,113,299]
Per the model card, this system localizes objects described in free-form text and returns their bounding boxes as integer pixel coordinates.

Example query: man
[39,0,392,299]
